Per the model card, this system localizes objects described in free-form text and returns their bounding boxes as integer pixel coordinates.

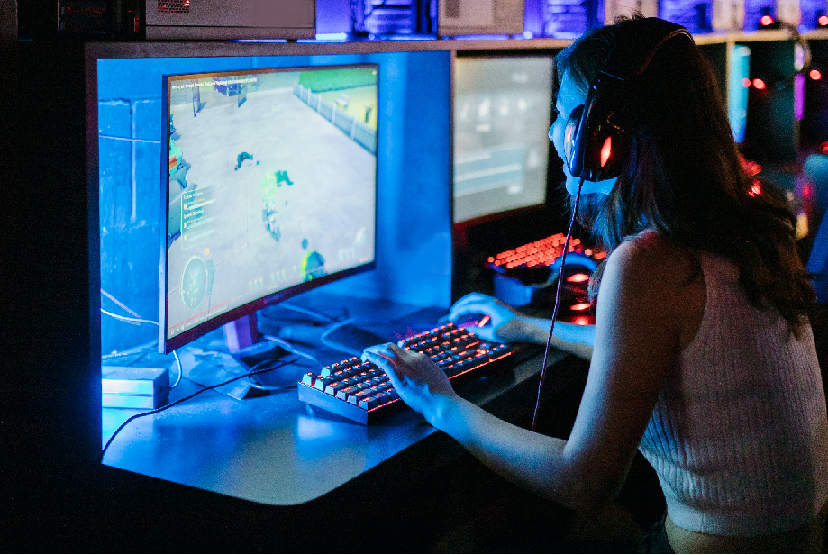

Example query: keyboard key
[349,389,373,405]
[359,396,379,410]
[337,385,362,400]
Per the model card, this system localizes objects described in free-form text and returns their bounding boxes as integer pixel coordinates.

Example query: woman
[364,17,828,553]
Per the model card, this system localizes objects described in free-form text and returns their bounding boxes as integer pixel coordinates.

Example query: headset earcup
[569,85,605,180]
[572,77,629,182]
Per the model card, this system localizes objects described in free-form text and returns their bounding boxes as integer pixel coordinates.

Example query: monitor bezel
[159,63,380,354]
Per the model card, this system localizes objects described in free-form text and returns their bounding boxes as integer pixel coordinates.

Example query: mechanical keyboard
[297,322,515,424]
[485,233,605,319]
[486,232,606,278]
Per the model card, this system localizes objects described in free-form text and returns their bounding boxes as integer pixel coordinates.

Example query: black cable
[101,357,298,462]
[532,176,585,432]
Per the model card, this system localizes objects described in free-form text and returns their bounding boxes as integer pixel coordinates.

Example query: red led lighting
[573,316,591,326]
[750,180,762,196]
[760,15,773,25]
[567,273,590,283]
[822,141,828,155]
[570,303,591,312]
[811,69,822,81]
[600,136,612,168]
[753,78,766,90]
[742,77,751,87]
[820,15,828,25]
[803,184,814,198]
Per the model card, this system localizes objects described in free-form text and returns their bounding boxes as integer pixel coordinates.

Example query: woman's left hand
[362,343,457,419]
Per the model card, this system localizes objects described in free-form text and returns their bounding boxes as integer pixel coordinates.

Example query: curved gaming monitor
[160,64,379,354]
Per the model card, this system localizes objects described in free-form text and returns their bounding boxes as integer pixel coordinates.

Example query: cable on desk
[101,357,298,462]
[101,289,159,326]
[102,340,159,360]
[101,309,160,326]
[319,317,362,356]
[261,334,322,367]
[276,302,347,323]
[171,349,183,389]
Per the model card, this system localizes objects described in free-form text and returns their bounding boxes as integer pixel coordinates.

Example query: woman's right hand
[447,293,528,342]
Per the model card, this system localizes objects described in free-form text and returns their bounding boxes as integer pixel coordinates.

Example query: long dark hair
[554,17,815,334]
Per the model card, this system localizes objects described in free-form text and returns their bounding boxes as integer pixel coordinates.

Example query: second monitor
[453,55,554,224]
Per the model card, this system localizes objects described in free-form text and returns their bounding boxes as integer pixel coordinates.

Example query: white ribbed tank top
[638,253,828,536]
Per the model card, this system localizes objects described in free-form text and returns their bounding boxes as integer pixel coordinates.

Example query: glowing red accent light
[600,136,612,168]
[750,180,762,196]
[803,184,814,198]
[820,15,828,25]
[570,303,591,312]
[567,273,590,283]
[822,141,828,155]
[760,15,773,25]
[477,315,490,327]
[753,78,766,90]
[811,69,822,81]
[573,316,591,326]
[593,251,607,260]
[742,77,751,87]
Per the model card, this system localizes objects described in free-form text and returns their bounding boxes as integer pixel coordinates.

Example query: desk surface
[101,295,567,506]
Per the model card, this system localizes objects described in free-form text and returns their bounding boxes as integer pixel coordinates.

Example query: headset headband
[566,19,694,181]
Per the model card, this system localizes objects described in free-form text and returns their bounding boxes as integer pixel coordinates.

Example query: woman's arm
[500,317,595,359]
[365,237,695,513]
[446,293,596,359]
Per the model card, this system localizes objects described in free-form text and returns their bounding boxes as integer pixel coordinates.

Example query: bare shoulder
[604,232,698,292]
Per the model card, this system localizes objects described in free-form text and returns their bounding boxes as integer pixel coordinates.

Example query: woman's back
[638,251,828,544]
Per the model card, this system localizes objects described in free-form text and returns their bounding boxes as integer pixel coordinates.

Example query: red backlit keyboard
[297,322,515,424]
[486,233,606,277]
[486,233,605,323]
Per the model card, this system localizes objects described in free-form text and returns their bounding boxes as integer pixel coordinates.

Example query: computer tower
[438,0,524,36]
[145,0,315,39]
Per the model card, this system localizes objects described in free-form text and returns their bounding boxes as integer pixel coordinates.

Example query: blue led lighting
[382,34,438,41]
[233,39,289,43]
[451,34,511,40]
[310,32,349,41]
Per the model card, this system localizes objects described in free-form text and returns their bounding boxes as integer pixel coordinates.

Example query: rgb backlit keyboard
[486,233,606,278]
[297,322,514,424]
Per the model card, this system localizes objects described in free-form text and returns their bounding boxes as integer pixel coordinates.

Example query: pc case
[438,0,524,36]
[145,0,315,40]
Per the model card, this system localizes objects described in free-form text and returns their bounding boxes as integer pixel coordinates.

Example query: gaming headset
[532,19,696,431]
[563,18,695,182]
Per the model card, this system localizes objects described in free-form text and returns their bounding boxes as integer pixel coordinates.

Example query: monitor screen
[452,56,553,224]
[161,64,379,353]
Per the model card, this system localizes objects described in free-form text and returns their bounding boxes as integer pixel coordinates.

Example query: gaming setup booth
[5,2,828,551]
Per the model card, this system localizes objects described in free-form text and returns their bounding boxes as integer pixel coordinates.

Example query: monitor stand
[223,313,288,368]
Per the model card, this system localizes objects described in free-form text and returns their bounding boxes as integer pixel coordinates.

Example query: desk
[101,294,579,506]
